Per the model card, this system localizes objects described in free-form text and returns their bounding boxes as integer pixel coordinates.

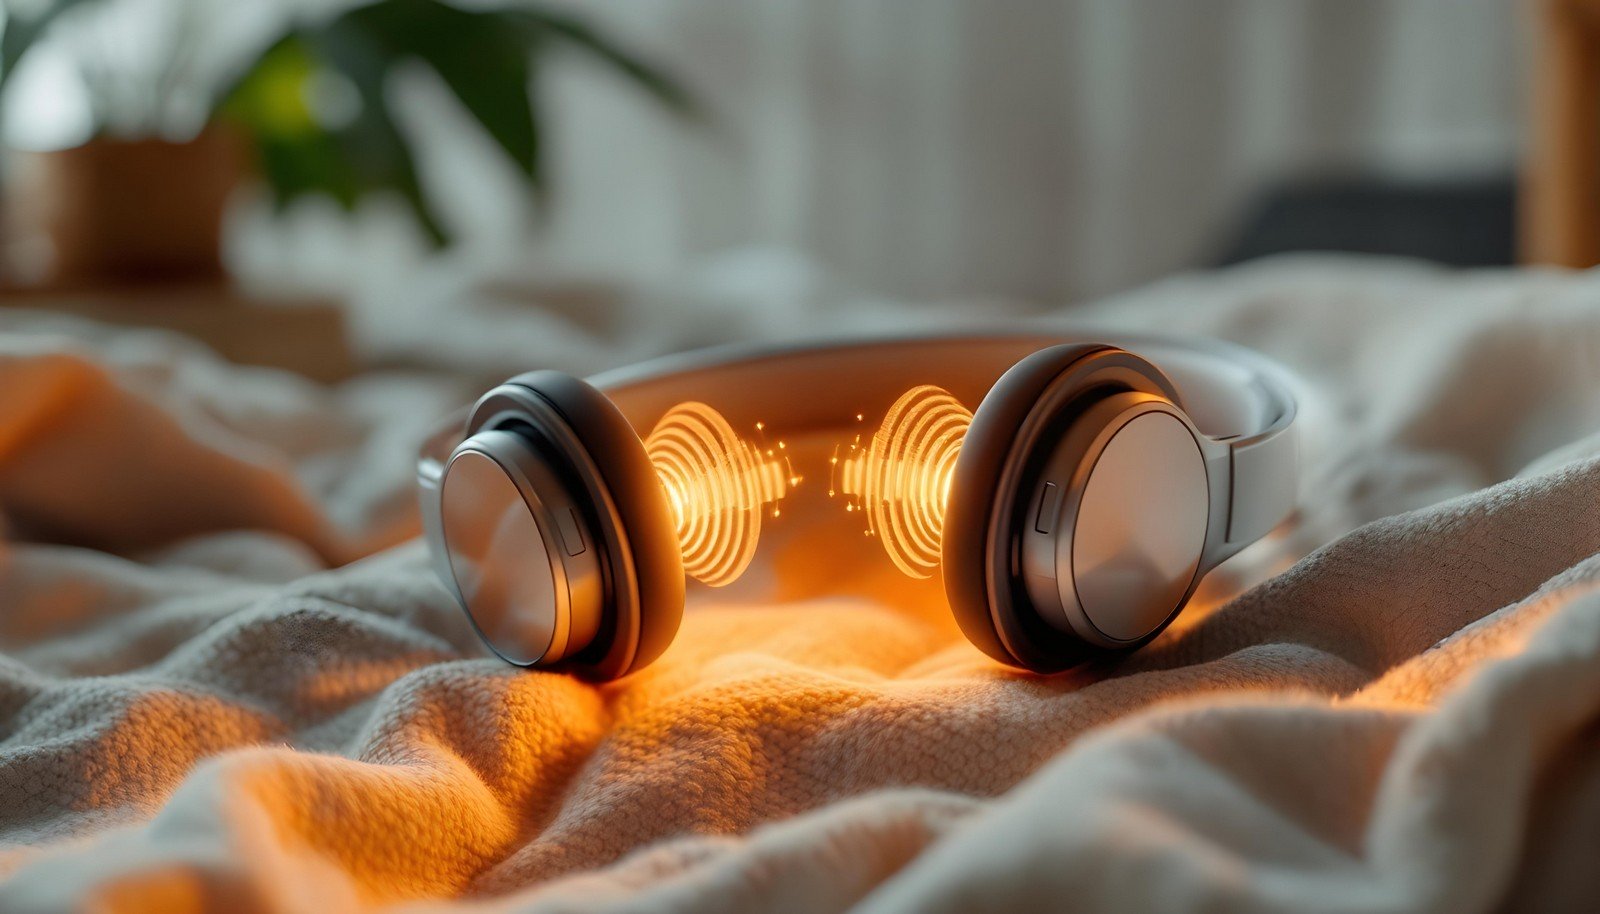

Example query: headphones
[418,331,1298,680]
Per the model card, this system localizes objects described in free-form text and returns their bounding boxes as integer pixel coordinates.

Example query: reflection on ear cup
[645,403,790,587]
[836,385,973,578]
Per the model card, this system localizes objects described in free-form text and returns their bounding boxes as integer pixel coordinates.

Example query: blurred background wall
[506,0,1524,302]
[5,0,1523,305]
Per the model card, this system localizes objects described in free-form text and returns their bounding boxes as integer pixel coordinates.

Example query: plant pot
[4,128,245,289]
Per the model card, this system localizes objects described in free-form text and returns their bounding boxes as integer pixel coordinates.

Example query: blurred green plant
[0,0,695,247]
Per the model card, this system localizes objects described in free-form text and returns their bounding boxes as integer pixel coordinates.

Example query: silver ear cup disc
[1070,410,1209,641]
[441,430,603,666]
[1022,393,1209,648]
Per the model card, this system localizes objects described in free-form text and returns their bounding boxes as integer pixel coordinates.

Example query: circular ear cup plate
[465,372,684,680]
[441,432,604,666]
[1019,393,1209,648]
[941,345,1189,673]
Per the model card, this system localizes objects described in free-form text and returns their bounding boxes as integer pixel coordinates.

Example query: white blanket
[0,256,1597,913]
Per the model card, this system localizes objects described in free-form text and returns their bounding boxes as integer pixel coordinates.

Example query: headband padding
[941,345,1181,672]
[504,371,684,679]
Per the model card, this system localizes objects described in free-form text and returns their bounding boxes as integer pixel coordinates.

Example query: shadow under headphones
[418,331,1299,680]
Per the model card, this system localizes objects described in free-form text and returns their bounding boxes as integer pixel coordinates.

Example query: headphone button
[558,507,587,556]
[1033,482,1062,535]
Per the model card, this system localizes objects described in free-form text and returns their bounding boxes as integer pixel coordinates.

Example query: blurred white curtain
[437,0,1521,304]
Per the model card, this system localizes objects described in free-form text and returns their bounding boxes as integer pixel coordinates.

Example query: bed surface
[0,256,1596,912]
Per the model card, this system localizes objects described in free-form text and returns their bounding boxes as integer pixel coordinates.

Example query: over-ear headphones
[418,331,1298,679]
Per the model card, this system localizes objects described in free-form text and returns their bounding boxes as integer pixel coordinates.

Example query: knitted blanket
[0,257,1596,913]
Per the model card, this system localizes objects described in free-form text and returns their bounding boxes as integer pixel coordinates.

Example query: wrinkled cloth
[0,256,1597,913]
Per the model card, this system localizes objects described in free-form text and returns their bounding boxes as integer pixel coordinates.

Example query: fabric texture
[0,256,1597,912]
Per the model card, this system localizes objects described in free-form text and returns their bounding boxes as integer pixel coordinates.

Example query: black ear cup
[941,345,1200,673]
[453,371,684,680]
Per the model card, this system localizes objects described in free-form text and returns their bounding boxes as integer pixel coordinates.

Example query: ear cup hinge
[1224,422,1300,546]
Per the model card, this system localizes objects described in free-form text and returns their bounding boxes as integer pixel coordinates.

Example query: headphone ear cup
[941,345,1183,673]
[486,371,684,679]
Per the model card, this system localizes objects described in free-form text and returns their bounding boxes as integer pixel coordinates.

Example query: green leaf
[222,34,360,212]
[223,24,451,245]
[216,0,697,249]
[512,7,696,118]
[218,34,321,139]
[342,0,543,189]
[307,17,451,245]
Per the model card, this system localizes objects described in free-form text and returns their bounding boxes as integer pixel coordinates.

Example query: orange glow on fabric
[836,386,973,578]
[645,403,789,587]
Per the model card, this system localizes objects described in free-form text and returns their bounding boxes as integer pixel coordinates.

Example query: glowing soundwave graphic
[834,385,973,578]
[645,403,793,587]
